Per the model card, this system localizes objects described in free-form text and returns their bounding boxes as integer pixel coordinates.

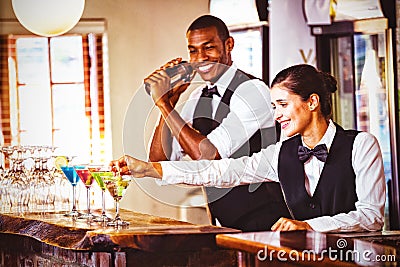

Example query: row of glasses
[0,145,56,210]
[0,145,132,227]
[60,163,132,227]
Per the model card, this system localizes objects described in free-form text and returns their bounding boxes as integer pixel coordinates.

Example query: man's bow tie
[201,86,220,98]
[297,144,328,163]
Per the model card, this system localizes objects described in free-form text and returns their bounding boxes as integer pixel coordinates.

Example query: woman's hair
[186,15,230,42]
[271,64,338,119]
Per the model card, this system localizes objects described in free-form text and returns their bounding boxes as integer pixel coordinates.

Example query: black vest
[278,125,359,220]
[192,70,290,231]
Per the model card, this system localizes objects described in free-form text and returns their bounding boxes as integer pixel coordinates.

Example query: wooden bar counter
[216,230,400,266]
[0,208,240,266]
[3,208,400,266]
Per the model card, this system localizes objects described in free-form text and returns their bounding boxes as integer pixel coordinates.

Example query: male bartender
[144,15,290,231]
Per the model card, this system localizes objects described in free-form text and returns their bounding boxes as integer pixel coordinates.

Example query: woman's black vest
[278,125,359,220]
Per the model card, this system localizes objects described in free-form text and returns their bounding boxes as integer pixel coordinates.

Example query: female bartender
[112,64,385,233]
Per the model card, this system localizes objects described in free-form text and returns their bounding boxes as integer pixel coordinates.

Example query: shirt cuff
[160,161,186,185]
[305,216,340,232]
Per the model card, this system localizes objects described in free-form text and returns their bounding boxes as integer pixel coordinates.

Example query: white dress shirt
[169,63,275,160]
[161,121,386,233]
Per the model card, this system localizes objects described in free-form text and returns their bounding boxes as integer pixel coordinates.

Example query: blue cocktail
[61,165,84,217]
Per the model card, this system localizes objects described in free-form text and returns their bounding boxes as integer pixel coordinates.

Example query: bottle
[144,61,194,95]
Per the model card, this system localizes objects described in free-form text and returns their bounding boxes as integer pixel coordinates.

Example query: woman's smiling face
[271,86,312,138]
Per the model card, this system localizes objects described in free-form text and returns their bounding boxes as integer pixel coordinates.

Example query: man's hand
[271,217,312,231]
[110,155,162,179]
[144,58,191,107]
[145,58,219,161]
[144,68,171,106]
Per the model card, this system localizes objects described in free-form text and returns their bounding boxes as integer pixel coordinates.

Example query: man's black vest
[278,125,359,220]
[192,70,290,231]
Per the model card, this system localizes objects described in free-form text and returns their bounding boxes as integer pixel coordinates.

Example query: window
[210,0,269,83]
[0,20,111,164]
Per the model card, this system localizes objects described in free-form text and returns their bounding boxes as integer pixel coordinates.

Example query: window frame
[0,19,112,164]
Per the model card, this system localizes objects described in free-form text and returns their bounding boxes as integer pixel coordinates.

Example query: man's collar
[206,63,237,96]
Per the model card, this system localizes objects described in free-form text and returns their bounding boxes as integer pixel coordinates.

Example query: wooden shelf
[311,17,388,36]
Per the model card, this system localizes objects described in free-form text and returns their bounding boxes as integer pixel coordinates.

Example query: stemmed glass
[2,146,17,209]
[52,155,74,210]
[61,165,84,217]
[74,165,100,220]
[8,146,30,209]
[104,173,132,227]
[90,169,113,222]
[31,150,48,209]
[35,147,55,209]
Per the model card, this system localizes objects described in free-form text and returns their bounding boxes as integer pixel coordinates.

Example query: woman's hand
[110,155,162,179]
[271,217,312,231]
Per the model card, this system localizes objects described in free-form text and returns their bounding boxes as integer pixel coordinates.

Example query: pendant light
[12,0,85,37]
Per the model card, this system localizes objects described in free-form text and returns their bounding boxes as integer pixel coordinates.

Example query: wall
[0,0,209,222]
[269,0,316,78]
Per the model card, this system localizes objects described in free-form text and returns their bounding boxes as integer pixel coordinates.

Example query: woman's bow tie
[297,144,328,163]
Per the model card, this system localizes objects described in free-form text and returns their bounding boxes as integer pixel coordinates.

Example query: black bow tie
[201,86,220,98]
[297,144,328,163]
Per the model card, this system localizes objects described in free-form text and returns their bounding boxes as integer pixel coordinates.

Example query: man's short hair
[186,15,230,41]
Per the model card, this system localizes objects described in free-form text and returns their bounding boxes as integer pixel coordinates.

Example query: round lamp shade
[12,0,85,37]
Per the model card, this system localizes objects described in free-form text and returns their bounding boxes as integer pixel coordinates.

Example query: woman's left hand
[271,217,313,231]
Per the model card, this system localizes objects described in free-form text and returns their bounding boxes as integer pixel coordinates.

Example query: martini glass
[61,166,84,217]
[90,169,113,222]
[104,174,132,227]
[74,165,100,220]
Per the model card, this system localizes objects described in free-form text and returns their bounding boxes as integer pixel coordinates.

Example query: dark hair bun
[321,71,338,93]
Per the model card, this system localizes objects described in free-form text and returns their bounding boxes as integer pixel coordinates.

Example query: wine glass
[7,146,30,209]
[90,169,113,222]
[52,155,75,210]
[104,173,132,227]
[2,146,17,210]
[74,165,98,220]
[61,165,84,217]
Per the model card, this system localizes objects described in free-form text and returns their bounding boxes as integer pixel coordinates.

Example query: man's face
[186,26,233,83]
